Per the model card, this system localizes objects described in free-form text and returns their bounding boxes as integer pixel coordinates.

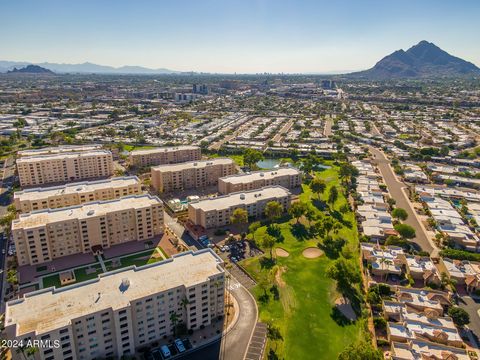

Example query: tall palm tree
[180,297,190,312]
[170,312,179,337]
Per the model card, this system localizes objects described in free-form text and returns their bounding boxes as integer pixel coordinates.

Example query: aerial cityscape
[1,1,480,360]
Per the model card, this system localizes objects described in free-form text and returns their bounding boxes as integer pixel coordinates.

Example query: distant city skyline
[1,0,480,74]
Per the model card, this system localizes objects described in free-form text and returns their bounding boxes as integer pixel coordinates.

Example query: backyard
[241,166,364,359]
[41,246,169,289]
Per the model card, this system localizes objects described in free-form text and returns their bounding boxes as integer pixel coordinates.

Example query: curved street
[180,274,258,360]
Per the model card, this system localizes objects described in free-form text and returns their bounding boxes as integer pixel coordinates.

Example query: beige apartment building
[129,146,201,168]
[188,185,291,229]
[14,176,142,213]
[17,150,114,187]
[151,158,236,193]
[12,194,164,266]
[218,168,302,194]
[17,145,104,158]
[4,250,225,360]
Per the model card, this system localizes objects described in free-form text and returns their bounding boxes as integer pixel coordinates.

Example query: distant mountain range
[349,40,480,79]
[1,41,479,78]
[7,64,54,74]
[0,61,179,74]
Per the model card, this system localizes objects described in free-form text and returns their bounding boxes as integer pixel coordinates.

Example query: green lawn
[209,153,244,166]
[119,248,166,267]
[41,247,168,289]
[241,166,363,359]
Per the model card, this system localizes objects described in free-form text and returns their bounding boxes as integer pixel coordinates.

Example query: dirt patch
[275,247,290,257]
[335,296,357,321]
[302,247,323,259]
[275,266,287,288]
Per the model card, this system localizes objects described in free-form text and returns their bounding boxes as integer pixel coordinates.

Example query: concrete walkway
[96,254,107,272]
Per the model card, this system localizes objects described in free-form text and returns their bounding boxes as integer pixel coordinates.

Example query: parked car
[174,339,186,353]
[160,345,171,358]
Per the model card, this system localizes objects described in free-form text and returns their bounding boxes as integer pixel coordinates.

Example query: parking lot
[143,338,193,360]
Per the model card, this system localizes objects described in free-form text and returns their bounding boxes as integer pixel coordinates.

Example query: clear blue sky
[1,0,479,73]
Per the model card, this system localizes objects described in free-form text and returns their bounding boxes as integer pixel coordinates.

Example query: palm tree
[383,259,393,281]
[170,312,179,337]
[180,297,190,312]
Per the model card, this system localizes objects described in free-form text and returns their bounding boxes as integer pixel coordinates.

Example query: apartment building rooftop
[12,194,162,229]
[151,158,233,172]
[189,185,290,211]
[130,145,199,156]
[14,176,140,202]
[16,149,112,163]
[219,168,300,184]
[17,144,103,157]
[5,249,223,337]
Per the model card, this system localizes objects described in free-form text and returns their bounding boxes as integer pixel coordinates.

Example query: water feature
[256,158,281,169]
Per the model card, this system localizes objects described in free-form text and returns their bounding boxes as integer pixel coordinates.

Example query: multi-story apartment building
[12,195,164,266]
[17,145,104,158]
[218,168,302,194]
[16,150,114,187]
[4,249,225,360]
[151,158,235,193]
[188,185,291,229]
[129,146,201,168]
[14,176,142,213]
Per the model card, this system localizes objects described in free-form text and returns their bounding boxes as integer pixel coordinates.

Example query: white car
[174,339,186,353]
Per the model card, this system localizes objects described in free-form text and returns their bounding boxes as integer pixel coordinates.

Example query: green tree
[328,186,339,206]
[230,208,248,225]
[326,257,361,293]
[248,221,262,242]
[394,223,416,239]
[338,340,383,360]
[448,306,470,327]
[310,177,326,199]
[392,208,408,221]
[243,148,264,169]
[261,234,276,259]
[288,202,307,223]
[265,201,283,222]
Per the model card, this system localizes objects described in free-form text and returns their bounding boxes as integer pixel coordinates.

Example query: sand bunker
[275,248,290,257]
[302,247,323,259]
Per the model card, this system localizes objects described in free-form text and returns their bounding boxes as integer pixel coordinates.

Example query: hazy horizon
[1,0,480,74]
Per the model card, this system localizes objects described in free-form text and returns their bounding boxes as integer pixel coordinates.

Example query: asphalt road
[459,295,480,346]
[180,275,258,360]
[369,147,435,254]
[272,119,293,142]
[324,119,332,136]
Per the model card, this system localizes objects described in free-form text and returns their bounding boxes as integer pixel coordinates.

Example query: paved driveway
[369,147,435,254]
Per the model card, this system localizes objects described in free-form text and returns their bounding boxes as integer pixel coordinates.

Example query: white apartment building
[12,195,164,266]
[129,146,201,167]
[151,158,235,193]
[188,186,291,229]
[14,176,142,213]
[218,168,302,194]
[17,150,114,187]
[4,250,225,360]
